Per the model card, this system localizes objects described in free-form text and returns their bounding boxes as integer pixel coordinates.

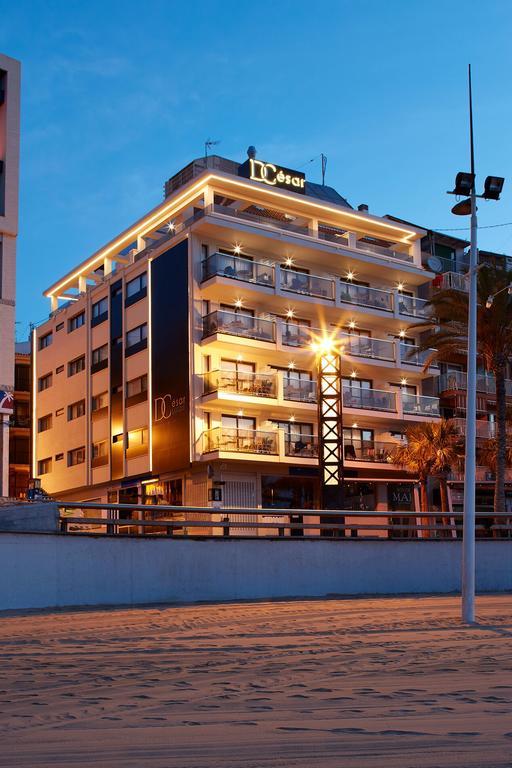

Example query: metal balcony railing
[399,343,439,368]
[202,310,276,343]
[339,280,393,312]
[452,417,496,439]
[342,386,397,412]
[284,434,319,458]
[438,371,512,396]
[343,440,398,463]
[210,204,310,236]
[280,268,335,300]
[203,370,277,398]
[355,239,414,263]
[201,252,275,287]
[203,427,278,455]
[396,295,430,318]
[401,393,440,417]
[282,378,317,403]
[341,333,395,362]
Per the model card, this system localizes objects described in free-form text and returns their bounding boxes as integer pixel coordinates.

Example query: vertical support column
[308,217,318,237]
[317,352,345,535]
[410,239,422,267]
[50,296,58,313]
[347,232,358,250]
[104,257,113,276]
[78,275,87,294]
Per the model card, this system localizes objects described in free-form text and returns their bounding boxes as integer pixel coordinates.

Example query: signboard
[239,158,306,194]
[0,391,14,414]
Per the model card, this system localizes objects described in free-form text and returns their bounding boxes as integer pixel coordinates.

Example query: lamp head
[483,175,505,200]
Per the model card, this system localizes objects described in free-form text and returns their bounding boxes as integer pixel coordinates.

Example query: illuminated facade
[32,149,442,524]
[0,53,20,496]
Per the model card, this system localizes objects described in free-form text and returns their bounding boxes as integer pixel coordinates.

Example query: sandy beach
[0,595,511,767]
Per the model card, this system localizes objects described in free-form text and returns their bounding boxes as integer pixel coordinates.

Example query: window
[38,372,52,391]
[56,322,64,332]
[68,311,85,332]
[92,391,108,412]
[68,447,85,467]
[55,453,64,461]
[39,332,52,350]
[14,363,30,391]
[55,407,64,417]
[38,457,52,475]
[92,344,108,367]
[126,427,149,456]
[126,272,147,301]
[92,297,108,322]
[92,441,108,467]
[68,356,85,377]
[38,414,52,433]
[68,400,85,421]
[56,365,64,374]
[126,374,148,401]
[126,323,147,352]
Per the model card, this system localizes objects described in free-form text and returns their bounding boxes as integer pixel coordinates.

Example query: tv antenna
[321,153,327,186]
[204,138,220,162]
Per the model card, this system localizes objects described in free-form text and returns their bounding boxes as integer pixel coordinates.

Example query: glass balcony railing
[280,322,315,348]
[355,240,413,263]
[396,295,430,318]
[210,204,310,236]
[339,281,393,312]
[401,393,440,417]
[280,268,335,300]
[284,434,319,458]
[203,370,277,398]
[453,417,496,439]
[340,333,395,362]
[201,252,275,287]
[282,378,317,403]
[342,386,397,412]
[202,310,276,343]
[399,343,439,368]
[438,371,512,396]
[203,427,278,455]
[343,440,398,463]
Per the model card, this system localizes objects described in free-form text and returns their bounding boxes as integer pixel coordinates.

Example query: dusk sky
[2,0,512,336]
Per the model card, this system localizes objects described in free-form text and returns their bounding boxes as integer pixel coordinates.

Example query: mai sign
[244,158,306,194]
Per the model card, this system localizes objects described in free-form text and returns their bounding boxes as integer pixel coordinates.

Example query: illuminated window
[92,392,108,412]
[38,457,52,475]
[126,427,149,457]
[68,447,85,467]
[126,374,148,399]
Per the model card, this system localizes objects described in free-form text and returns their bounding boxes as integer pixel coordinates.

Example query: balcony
[201,252,275,288]
[203,427,278,455]
[401,393,440,417]
[342,386,397,412]
[284,433,319,458]
[203,370,277,398]
[399,343,439,368]
[210,203,310,237]
[438,371,512,396]
[355,239,413,264]
[202,310,275,343]
[341,333,395,362]
[343,440,398,463]
[282,378,317,403]
[453,417,496,439]
[280,268,335,301]
[395,294,430,318]
[339,280,393,312]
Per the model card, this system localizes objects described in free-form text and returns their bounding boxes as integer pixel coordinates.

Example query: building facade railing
[343,440,398,463]
[342,385,397,412]
[203,370,278,398]
[284,433,319,458]
[203,427,278,455]
[339,280,393,312]
[401,393,440,417]
[202,252,275,287]
[280,268,336,301]
[202,310,276,343]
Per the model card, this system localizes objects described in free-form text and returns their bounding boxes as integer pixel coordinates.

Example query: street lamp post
[448,65,504,623]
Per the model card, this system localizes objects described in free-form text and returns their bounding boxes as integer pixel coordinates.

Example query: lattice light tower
[315,340,345,518]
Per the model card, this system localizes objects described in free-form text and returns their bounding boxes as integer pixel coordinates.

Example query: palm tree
[391,420,464,536]
[412,264,512,517]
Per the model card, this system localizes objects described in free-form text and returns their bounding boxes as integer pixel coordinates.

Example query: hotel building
[32,149,442,523]
[0,53,20,496]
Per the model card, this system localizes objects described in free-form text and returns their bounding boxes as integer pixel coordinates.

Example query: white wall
[1,533,511,611]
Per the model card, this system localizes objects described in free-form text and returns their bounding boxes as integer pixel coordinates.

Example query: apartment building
[32,149,441,522]
[9,341,30,497]
[0,53,20,496]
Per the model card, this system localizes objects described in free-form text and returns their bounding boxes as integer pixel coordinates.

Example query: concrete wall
[0,502,59,532]
[0,533,511,611]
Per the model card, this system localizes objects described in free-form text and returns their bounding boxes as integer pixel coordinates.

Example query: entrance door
[222,473,258,535]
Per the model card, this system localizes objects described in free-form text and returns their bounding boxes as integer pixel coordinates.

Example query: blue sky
[2,0,512,336]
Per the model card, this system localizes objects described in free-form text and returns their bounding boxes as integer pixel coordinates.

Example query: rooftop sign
[239,158,306,194]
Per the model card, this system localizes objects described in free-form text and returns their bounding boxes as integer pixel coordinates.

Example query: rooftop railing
[202,310,276,343]
[201,252,275,287]
[355,239,414,263]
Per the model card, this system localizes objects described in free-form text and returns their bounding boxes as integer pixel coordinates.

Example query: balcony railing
[339,280,393,312]
[283,378,317,403]
[203,427,278,455]
[355,239,413,263]
[438,371,512,396]
[280,322,315,348]
[396,295,430,318]
[284,434,319,458]
[211,204,310,236]
[402,393,440,417]
[343,440,398,463]
[201,252,275,287]
[342,386,397,412]
[202,310,276,343]
[453,417,496,439]
[203,370,277,398]
[340,333,395,362]
[280,268,335,300]
[399,343,439,368]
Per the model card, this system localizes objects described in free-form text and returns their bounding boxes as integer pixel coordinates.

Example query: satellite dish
[427,255,443,273]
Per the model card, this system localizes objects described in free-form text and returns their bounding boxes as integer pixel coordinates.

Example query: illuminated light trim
[148,259,153,473]
[46,170,422,297]
[31,328,37,478]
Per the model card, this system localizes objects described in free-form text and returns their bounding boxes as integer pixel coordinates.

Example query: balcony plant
[411,264,512,520]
